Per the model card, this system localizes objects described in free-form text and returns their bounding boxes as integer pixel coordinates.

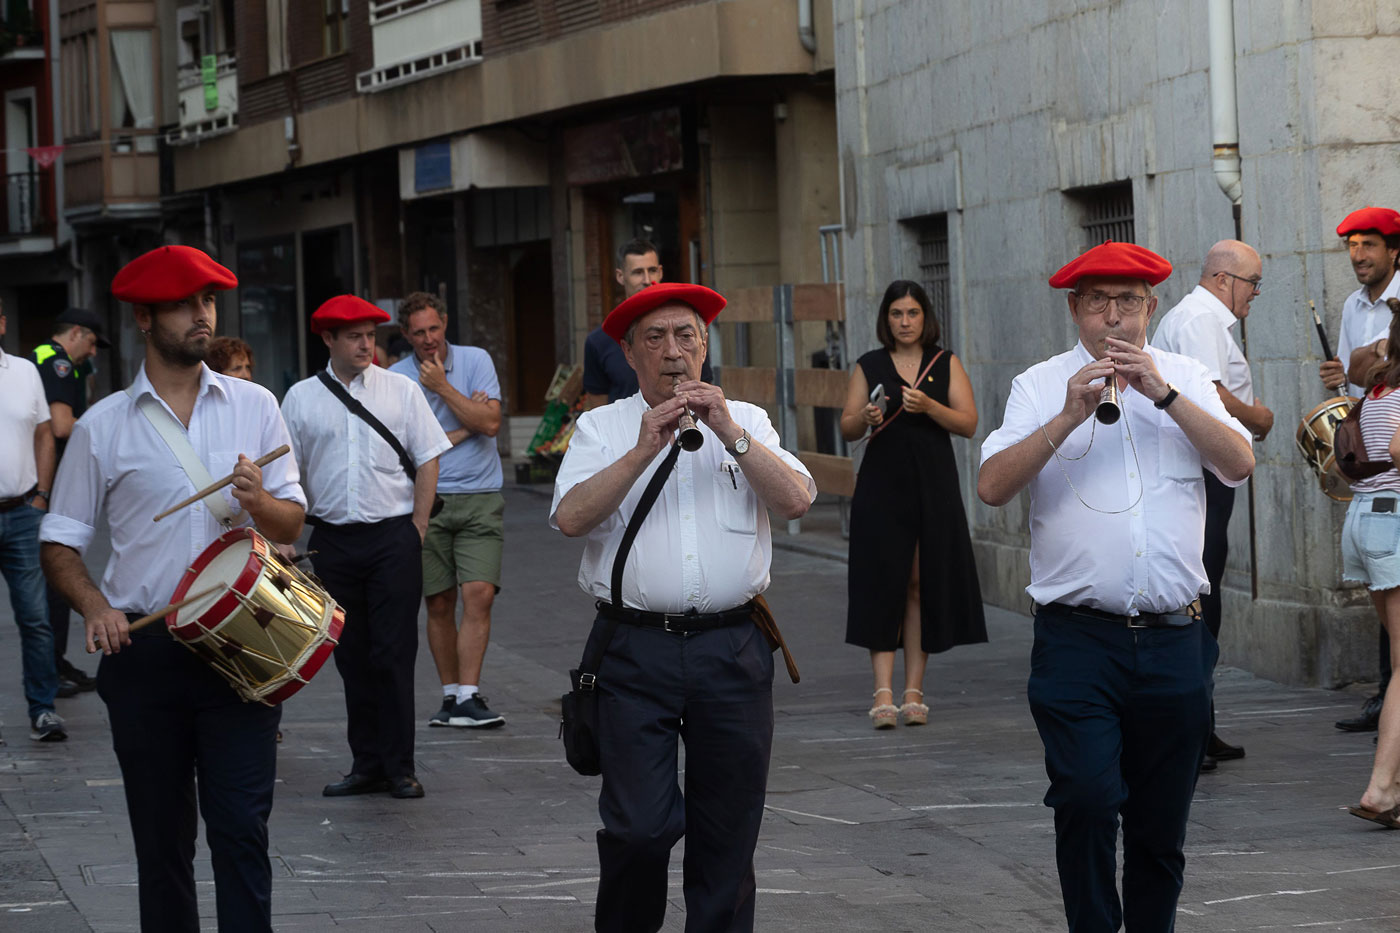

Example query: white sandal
[869,688,898,729]
[900,688,929,726]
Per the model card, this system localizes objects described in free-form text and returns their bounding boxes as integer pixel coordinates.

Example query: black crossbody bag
[560,441,681,776]
[316,370,445,518]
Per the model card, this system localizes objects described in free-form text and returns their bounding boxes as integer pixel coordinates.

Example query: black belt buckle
[1375,497,1397,513]
[662,612,696,635]
[1127,613,1153,630]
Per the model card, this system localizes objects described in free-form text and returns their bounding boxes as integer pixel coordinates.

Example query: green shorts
[422,491,505,596]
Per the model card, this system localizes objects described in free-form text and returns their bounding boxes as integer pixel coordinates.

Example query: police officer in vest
[32,307,108,696]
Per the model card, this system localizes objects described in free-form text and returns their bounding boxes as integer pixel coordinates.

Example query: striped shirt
[1353,385,1400,493]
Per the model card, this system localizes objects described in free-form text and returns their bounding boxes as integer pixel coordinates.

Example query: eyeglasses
[1219,271,1263,294]
[1074,292,1149,315]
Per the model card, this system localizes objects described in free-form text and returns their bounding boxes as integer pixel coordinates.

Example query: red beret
[310,295,390,335]
[602,282,726,343]
[1336,206,1400,238]
[1048,241,1173,290]
[111,245,238,304]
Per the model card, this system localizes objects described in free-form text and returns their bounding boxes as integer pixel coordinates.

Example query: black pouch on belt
[559,441,681,776]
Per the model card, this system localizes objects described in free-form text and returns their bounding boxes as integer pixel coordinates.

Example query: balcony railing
[3,171,54,238]
[358,0,483,94]
[167,52,239,145]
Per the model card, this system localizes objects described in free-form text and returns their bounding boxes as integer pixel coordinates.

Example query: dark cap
[55,307,111,348]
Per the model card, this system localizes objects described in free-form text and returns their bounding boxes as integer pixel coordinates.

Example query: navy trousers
[311,515,422,779]
[101,626,281,933]
[587,614,775,933]
[1027,604,1217,933]
[1200,472,1234,642]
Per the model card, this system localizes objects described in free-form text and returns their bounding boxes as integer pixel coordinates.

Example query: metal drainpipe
[48,0,68,254]
[1208,0,1242,213]
[1208,0,1257,599]
[798,0,816,54]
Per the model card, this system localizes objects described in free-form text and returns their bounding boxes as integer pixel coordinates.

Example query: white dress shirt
[0,348,50,498]
[1151,285,1254,404]
[39,364,306,615]
[550,394,816,613]
[1337,274,1400,398]
[979,343,1251,616]
[281,363,451,524]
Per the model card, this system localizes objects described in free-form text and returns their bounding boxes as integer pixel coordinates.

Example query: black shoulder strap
[316,369,417,480]
[578,441,682,676]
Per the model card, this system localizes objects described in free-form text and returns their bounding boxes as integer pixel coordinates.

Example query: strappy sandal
[869,688,898,729]
[900,689,929,726]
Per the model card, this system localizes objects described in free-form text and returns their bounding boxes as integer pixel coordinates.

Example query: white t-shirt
[0,349,51,498]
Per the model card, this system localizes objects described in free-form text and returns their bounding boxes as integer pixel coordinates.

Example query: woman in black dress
[839,281,987,728]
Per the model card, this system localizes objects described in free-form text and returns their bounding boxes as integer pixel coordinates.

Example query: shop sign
[563,107,683,186]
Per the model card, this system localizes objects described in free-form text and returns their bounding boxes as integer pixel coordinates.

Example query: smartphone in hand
[869,383,886,408]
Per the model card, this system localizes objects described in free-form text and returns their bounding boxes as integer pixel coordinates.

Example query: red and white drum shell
[166,528,343,706]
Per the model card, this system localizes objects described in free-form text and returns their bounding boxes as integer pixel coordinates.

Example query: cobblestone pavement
[0,489,1395,931]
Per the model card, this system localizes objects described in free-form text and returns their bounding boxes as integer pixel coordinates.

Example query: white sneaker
[30,710,66,742]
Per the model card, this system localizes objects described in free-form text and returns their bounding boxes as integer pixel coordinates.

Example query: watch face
[734,433,750,454]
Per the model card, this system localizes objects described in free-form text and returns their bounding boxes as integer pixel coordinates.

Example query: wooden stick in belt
[124,585,225,635]
[152,445,291,523]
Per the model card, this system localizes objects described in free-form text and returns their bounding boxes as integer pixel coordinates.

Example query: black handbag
[316,370,445,517]
[560,441,681,776]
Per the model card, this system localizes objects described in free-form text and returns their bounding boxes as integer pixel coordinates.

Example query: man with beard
[40,245,307,931]
[979,241,1253,932]
[1320,207,1400,734]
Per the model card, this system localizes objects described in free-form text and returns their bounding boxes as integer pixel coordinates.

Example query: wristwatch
[728,430,751,456]
[1154,384,1180,410]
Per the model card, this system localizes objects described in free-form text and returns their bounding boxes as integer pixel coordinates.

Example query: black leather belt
[1041,600,1202,629]
[0,487,36,513]
[596,599,755,636]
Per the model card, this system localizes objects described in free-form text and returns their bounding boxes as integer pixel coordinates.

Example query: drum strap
[126,387,240,527]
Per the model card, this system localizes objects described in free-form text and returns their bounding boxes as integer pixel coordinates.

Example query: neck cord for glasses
[1039,400,1144,515]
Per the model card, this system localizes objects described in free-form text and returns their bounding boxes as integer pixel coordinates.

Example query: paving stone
[0,486,1396,930]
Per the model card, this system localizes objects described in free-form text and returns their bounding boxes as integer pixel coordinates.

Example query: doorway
[302,224,354,374]
[508,241,555,415]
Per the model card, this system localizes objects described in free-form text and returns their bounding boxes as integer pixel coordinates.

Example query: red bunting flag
[25,145,64,169]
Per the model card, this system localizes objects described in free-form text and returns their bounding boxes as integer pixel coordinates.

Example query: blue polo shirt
[390,344,503,494]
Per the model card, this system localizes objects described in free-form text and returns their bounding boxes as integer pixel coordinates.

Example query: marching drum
[1296,396,1357,503]
[165,528,344,705]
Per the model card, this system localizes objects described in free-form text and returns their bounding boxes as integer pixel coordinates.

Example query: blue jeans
[0,504,58,720]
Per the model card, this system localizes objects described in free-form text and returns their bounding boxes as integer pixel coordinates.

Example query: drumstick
[124,585,224,635]
[152,445,291,523]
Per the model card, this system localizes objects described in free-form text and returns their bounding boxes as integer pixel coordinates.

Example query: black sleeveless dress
[845,348,988,653]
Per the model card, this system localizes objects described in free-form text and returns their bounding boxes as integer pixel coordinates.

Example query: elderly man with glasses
[979,241,1254,933]
[1151,239,1273,773]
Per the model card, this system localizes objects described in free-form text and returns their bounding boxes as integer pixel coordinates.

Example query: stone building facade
[835,0,1400,685]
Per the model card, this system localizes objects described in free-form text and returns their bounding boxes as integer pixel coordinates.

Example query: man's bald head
[1200,240,1262,318]
[1201,240,1259,281]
